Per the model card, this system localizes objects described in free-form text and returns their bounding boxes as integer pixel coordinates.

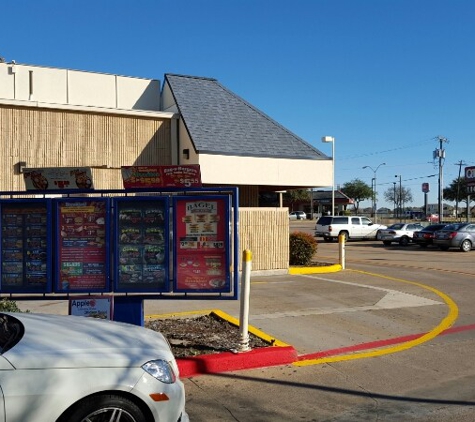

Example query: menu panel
[173,196,230,292]
[56,199,109,292]
[0,200,52,293]
[114,198,169,292]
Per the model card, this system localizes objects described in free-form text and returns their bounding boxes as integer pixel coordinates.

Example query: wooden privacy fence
[238,208,289,272]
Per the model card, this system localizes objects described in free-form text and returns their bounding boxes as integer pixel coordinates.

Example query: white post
[239,249,252,352]
[339,234,346,270]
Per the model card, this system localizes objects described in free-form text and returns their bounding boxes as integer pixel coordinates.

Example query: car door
[350,217,363,237]
[359,217,376,238]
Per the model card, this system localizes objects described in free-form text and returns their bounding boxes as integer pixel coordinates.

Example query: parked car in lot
[314,215,386,241]
[412,223,448,247]
[380,222,425,246]
[0,312,188,422]
[433,222,475,252]
[289,211,307,220]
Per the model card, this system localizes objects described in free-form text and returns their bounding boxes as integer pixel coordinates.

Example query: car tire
[59,394,147,422]
[460,239,472,252]
[399,236,410,246]
[339,231,349,242]
[383,240,391,246]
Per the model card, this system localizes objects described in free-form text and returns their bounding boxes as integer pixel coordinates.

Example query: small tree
[384,185,413,216]
[443,177,474,218]
[341,179,373,214]
[284,189,310,211]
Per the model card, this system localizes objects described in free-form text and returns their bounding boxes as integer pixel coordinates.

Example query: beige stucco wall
[197,153,332,188]
[0,62,161,111]
[238,207,289,272]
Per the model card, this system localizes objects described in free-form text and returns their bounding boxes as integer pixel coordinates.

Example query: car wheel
[60,394,147,422]
[438,245,449,251]
[383,240,391,246]
[339,231,349,242]
[399,236,410,246]
[460,239,472,252]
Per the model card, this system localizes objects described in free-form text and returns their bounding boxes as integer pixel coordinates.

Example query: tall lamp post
[362,162,386,222]
[395,175,402,219]
[322,136,335,215]
[393,182,397,218]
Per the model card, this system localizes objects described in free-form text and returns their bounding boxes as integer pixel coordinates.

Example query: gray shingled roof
[164,74,329,160]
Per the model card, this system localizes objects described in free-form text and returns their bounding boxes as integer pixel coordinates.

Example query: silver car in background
[433,222,475,252]
[380,222,425,246]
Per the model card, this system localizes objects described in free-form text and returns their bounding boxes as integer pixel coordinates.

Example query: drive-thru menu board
[114,198,169,292]
[56,199,110,292]
[0,200,52,293]
[174,197,230,292]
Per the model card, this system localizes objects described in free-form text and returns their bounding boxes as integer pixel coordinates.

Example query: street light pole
[393,182,397,218]
[362,162,386,222]
[395,175,402,219]
[322,136,335,215]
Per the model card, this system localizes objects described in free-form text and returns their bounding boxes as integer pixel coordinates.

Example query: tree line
[285,176,474,216]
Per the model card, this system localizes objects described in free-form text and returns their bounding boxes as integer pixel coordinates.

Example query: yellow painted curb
[294,269,459,366]
[145,308,290,348]
[289,264,342,275]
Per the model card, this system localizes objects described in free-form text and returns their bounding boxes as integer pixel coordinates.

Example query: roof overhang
[198,153,332,188]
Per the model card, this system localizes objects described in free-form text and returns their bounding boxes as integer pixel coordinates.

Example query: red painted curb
[177,345,298,378]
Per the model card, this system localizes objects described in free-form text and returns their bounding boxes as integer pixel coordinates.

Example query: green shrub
[289,231,318,265]
[0,299,28,313]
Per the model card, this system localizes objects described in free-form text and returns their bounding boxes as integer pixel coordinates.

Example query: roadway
[177,220,475,421]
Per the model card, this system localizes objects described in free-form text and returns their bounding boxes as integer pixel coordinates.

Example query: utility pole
[433,136,448,221]
[455,160,466,221]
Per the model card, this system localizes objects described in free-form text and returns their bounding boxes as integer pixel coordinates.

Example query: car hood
[2,313,175,370]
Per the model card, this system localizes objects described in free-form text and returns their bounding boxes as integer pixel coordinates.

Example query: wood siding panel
[0,105,171,191]
[238,208,289,271]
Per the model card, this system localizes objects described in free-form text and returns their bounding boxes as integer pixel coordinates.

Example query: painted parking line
[294,269,459,366]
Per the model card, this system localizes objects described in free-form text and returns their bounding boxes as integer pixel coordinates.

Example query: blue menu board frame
[172,195,231,293]
[55,198,111,293]
[113,197,170,293]
[0,199,53,293]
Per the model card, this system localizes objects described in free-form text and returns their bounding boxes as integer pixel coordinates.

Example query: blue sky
[2,0,474,209]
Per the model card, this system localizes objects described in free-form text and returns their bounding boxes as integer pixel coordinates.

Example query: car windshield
[424,224,446,232]
[442,224,465,231]
[0,313,24,353]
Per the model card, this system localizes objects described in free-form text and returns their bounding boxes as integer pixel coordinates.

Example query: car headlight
[142,360,176,384]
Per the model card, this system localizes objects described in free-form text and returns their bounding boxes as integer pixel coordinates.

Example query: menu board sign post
[69,296,114,320]
[0,200,52,293]
[173,196,230,292]
[56,199,110,293]
[114,198,169,292]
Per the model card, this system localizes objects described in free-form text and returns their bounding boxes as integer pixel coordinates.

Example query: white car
[289,211,307,220]
[380,222,425,246]
[0,312,189,422]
